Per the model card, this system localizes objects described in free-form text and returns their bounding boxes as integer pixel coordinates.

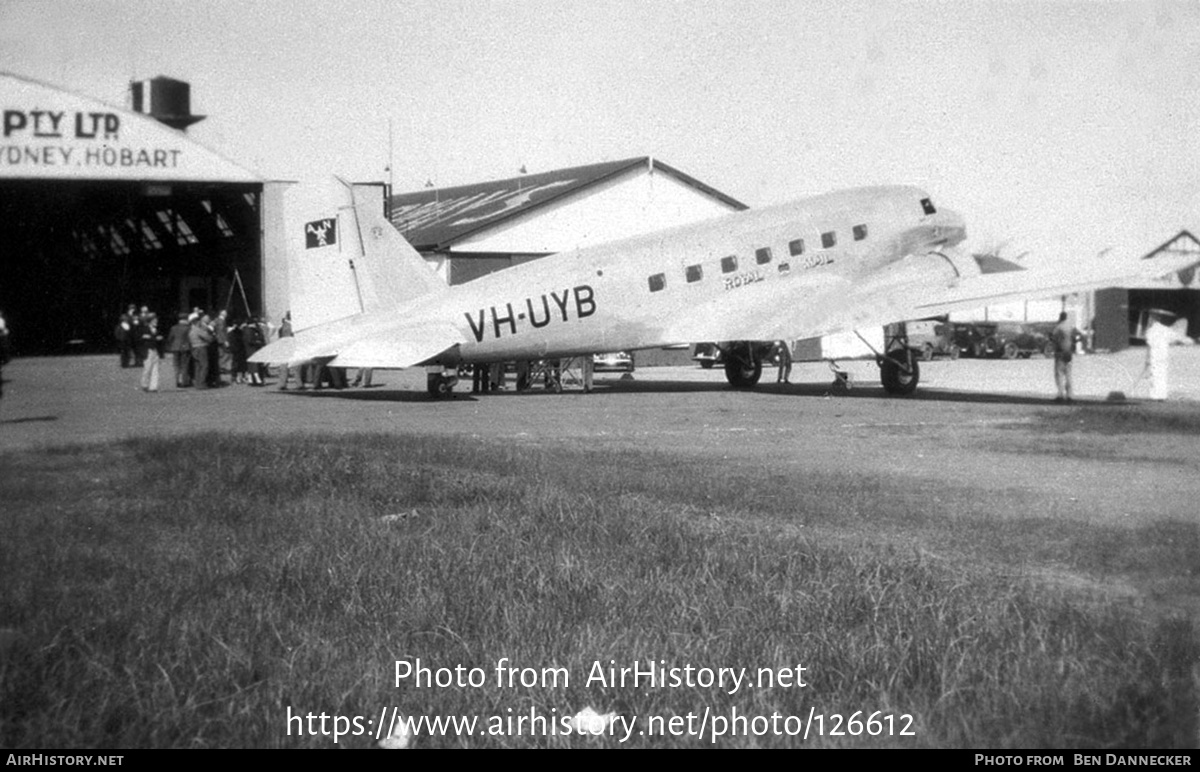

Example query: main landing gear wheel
[880,348,920,395]
[723,347,762,389]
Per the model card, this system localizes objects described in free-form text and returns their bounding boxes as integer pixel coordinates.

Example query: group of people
[113,304,166,392]
[116,307,378,393]
[117,304,274,393]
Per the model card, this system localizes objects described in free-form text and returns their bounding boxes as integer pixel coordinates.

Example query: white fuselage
[422,185,965,365]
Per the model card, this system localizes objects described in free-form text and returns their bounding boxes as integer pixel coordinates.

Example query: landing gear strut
[878,323,920,395]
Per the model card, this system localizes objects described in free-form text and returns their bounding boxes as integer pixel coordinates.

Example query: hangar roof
[389,156,747,251]
[1140,229,1199,262]
[1138,229,1200,289]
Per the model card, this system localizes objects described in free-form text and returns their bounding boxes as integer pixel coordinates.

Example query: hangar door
[0,179,262,353]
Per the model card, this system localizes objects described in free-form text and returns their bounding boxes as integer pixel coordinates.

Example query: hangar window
[156,209,200,246]
[201,200,235,238]
[720,255,738,273]
[755,247,772,265]
[135,219,162,250]
[686,264,703,283]
[104,225,131,256]
[821,231,837,249]
[788,238,805,256]
[76,229,101,259]
[648,273,666,292]
[853,224,868,241]
[921,197,936,215]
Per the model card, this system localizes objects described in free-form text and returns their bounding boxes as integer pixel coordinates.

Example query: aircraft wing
[668,251,1200,344]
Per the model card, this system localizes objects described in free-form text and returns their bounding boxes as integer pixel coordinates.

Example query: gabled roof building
[389,157,747,285]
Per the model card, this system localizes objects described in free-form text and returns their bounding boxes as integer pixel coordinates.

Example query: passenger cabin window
[921,198,936,215]
[686,264,703,283]
[853,224,868,241]
[720,255,738,273]
[821,231,836,249]
[788,239,805,256]
[755,247,772,265]
[648,273,666,292]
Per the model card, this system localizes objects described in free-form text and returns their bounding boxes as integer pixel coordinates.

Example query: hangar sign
[0,71,259,182]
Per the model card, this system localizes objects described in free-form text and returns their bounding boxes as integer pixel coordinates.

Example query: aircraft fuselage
[431,185,965,365]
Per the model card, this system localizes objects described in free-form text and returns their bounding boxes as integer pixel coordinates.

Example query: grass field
[2,430,1196,748]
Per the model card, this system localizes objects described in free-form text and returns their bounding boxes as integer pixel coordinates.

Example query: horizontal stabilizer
[249,319,463,370]
[329,323,463,368]
[248,336,296,365]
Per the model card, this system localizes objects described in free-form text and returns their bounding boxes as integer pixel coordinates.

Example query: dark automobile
[983,322,1056,359]
[951,322,997,358]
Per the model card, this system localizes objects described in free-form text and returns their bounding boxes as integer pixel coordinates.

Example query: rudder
[280,178,447,333]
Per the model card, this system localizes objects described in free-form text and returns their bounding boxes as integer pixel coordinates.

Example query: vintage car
[982,322,1057,359]
[593,351,635,372]
[950,322,997,358]
[691,342,723,369]
[907,318,958,360]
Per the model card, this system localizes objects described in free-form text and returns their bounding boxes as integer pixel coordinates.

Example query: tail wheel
[724,348,762,388]
[426,373,456,398]
[1002,341,1019,359]
[881,348,920,395]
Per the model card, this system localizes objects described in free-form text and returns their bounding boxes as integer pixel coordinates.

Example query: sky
[1,0,1198,265]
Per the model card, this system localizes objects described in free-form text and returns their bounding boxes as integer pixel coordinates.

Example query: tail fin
[282,178,447,333]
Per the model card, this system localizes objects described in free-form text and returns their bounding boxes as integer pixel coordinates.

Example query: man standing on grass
[1050,311,1081,403]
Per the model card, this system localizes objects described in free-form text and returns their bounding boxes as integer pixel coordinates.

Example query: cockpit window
[920,198,936,215]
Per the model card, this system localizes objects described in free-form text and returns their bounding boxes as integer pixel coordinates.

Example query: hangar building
[388,157,748,285]
[1,72,263,354]
[1092,230,1200,350]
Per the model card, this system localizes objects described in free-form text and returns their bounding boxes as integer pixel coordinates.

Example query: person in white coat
[1144,312,1175,401]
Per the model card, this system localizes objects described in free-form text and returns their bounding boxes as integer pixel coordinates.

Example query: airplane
[250,178,1197,397]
